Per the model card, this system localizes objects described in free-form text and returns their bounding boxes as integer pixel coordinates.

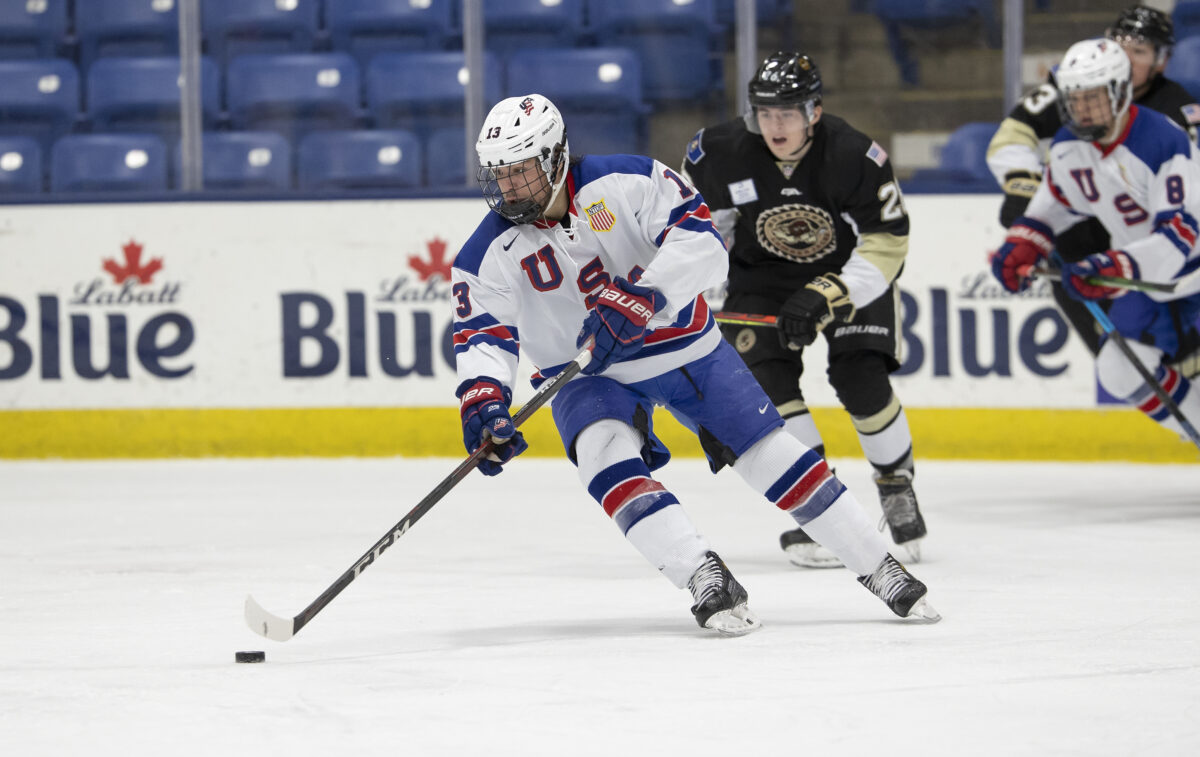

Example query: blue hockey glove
[1061,250,1138,301]
[777,274,855,350]
[457,377,528,476]
[576,277,666,375]
[990,219,1054,293]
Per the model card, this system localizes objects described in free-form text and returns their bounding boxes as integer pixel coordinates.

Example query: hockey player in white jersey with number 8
[452,93,939,634]
[992,38,1200,440]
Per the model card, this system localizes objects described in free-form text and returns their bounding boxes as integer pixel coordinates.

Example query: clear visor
[1060,84,1122,140]
[478,156,555,225]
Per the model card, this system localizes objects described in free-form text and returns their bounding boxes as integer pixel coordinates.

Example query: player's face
[1116,38,1163,95]
[756,105,814,160]
[1065,86,1117,137]
[490,157,550,205]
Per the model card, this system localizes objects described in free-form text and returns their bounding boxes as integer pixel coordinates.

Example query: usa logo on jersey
[585,200,617,232]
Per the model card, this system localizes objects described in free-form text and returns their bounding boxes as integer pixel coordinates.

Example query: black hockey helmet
[748,52,822,110]
[1105,5,1175,56]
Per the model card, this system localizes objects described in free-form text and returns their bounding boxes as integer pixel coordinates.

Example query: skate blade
[783,544,844,570]
[705,604,762,636]
[898,538,922,564]
[904,597,941,624]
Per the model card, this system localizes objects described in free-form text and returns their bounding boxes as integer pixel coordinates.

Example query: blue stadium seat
[875,0,1001,86]
[297,129,422,190]
[425,126,468,187]
[0,59,79,153]
[227,53,362,141]
[906,122,999,190]
[1175,2,1200,41]
[327,0,457,67]
[504,47,647,155]
[75,0,180,71]
[203,0,320,64]
[0,136,43,194]
[87,56,221,137]
[51,133,168,193]
[0,0,67,60]
[174,131,292,191]
[485,0,586,53]
[367,51,502,136]
[587,0,721,101]
[1166,36,1200,102]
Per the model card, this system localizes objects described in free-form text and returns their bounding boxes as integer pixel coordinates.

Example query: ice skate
[875,471,926,563]
[779,527,843,568]
[688,551,760,636]
[857,554,940,622]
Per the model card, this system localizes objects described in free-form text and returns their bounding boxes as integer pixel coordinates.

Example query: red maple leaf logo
[408,237,453,283]
[103,240,163,284]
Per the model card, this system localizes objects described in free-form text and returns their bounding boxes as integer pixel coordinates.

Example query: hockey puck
[235,651,266,663]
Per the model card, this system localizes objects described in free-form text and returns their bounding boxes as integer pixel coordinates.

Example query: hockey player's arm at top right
[986,81,1063,228]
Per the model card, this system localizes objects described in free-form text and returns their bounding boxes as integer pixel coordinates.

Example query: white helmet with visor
[1055,38,1133,141]
[476,94,569,224]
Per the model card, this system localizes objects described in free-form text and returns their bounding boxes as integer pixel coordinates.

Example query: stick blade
[244,595,296,642]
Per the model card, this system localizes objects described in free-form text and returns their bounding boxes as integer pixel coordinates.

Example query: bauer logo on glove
[777,273,855,350]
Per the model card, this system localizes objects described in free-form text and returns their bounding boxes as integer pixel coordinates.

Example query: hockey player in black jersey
[681,52,926,569]
[987,5,1200,355]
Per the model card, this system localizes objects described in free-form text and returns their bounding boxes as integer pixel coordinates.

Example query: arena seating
[87,55,221,137]
[51,133,168,193]
[175,131,293,191]
[906,121,999,192]
[0,58,79,153]
[504,47,647,155]
[297,129,422,190]
[226,52,362,142]
[0,135,43,193]
[75,0,179,71]
[0,0,68,60]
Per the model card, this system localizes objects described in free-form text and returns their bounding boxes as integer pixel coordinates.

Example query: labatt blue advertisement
[0,197,1186,460]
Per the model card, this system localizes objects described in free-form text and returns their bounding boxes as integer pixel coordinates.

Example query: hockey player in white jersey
[452,93,939,634]
[992,38,1200,440]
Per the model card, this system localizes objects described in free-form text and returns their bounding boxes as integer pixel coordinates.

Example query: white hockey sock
[734,428,889,576]
[574,418,711,588]
[851,396,914,474]
[625,505,712,588]
[794,492,890,576]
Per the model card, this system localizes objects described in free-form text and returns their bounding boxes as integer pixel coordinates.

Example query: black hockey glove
[999,170,1041,228]
[777,274,855,351]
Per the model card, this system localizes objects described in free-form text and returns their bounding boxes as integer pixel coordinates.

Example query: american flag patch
[585,200,616,232]
[866,140,888,167]
[1183,103,1200,125]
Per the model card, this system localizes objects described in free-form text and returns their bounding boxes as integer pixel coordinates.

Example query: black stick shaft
[286,345,593,637]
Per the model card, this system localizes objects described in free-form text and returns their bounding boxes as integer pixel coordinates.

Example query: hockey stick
[714,311,777,326]
[245,342,594,642]
[1030,265,1176,294]
[1082,299,1200,451]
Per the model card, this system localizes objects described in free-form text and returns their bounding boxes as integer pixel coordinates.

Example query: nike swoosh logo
[758,403,769,414]
[502,234,519,251]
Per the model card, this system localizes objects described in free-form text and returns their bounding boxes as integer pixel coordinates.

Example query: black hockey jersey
[681,114,909,309]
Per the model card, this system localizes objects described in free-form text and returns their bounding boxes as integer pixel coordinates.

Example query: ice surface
[2,457,1198,755]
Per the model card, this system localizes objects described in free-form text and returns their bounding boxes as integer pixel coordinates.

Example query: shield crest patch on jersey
[585,200,617,232]
[686,129,705,163]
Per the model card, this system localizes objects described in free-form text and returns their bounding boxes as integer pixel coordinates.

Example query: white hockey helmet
[1055,38,1133,141]
[476,94,570,224]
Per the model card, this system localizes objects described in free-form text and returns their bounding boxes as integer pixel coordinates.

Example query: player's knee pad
[575,419,680,535]
[827,351,895,417]
[574,419,645,485]
[1096,338,1164,400]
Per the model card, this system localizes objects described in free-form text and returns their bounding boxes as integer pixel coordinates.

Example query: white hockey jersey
[452,154,727,392]
[1022,105,1200,300]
